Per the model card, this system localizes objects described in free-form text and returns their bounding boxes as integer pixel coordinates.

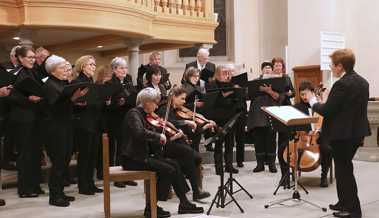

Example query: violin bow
[163,84,176,135]
[193,95,198,121]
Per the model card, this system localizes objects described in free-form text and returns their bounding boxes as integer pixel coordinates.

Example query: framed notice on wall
[320,31,345,71]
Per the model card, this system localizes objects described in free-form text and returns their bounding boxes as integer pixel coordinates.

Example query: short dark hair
[172,87,187,97]
[145,64,161,82]
[271,57,286,73]
[299,80,315,92]
[261,61,273,70]
[329,48,355,72]
[15,46,34,59]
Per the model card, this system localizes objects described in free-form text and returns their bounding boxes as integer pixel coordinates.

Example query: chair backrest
[102,133,110,183]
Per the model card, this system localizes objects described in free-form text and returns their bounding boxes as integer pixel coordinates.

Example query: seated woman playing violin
[156,87,213,201]
[120,88,204,217]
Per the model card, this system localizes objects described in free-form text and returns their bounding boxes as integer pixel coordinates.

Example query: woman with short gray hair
[107,57,138,188]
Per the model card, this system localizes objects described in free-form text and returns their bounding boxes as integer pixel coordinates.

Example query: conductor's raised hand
[28,95,42,103]
[71,87,89,102]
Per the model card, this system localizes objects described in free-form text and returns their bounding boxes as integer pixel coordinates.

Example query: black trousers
[14,122,41,194]
[235,114,246,164]
[331,138,362,214]
[252,127,276,163]
[77,129,98,192]
[46,122,73,198]
[108,126,123,166]
[122,156,189,201]
[164,141,201,193]
[277,131,290,173]
[214,130,235,172]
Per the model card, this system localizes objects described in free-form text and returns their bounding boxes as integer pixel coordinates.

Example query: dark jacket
[205,80,241,126]
[281,74,296,106]
[107,74,137,131]
[72,72,101,132]
[43,75,73,124]
[121,106,162,162]
[137,64,171,91]
[185,61,216,83]
[7,67,43,123]
[181,81,204,109]
[312,71,370,143]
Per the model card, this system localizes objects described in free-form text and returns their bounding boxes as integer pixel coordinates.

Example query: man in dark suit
[307,49,370,218]
[184,48,216,84]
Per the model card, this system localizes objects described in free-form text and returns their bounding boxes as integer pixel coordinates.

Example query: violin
[145,112,191,144]
[283,83,325,172]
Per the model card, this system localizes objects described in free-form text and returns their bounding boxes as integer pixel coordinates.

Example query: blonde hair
[95,65,113,84]
[74,55,95,78]
[213,64,233,81]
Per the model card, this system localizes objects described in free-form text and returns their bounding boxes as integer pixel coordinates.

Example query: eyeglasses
[25,56,35,60]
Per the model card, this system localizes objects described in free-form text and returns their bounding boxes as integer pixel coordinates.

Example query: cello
[283,84,325,172]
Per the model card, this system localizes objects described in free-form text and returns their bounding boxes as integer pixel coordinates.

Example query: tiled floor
[0,161,378,218]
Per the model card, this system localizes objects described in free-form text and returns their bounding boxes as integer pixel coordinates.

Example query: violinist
[145,64,167,107]
[120,87,204,217]
[205,64,242,174]
[279,80,332,187]
[157,87,213,200]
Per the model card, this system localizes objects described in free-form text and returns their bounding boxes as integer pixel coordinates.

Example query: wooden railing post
[182,0,189,15]
[188,0,195,16]
[204,0,214,18]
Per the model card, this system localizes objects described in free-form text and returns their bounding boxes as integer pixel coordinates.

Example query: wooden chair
[102,133,157,218]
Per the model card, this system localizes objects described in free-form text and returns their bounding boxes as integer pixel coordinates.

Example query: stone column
[355,101,379,162]
[127,39,143,85]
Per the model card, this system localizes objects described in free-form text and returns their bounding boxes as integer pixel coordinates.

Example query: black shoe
[329,202,343,211]
[268,163,277,173]
[91,186,103,193]
[34,187,46,195]
[193,191,211,201]
[144,205,171,218]
[237,162,244,168]
[225,166,239,174]
[63,194,75,202]
[49,197,70,207]
[125,181,138,186]
[332,211,361,218]
[79,189,95,195]
[19,193,39,198]
[0,199,5,206]
[114,182,126,188]
[320,177,329,187]
[178,202,204,214]
[253,164,264,173]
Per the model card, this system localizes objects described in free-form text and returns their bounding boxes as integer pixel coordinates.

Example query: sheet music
[262,106,318,126]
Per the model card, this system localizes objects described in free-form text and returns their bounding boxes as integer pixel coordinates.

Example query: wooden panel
[293,65,322,103]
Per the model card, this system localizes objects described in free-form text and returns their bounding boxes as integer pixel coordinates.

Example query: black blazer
[7,67,43,124]
[312,71,370,143]
[121,106,162,162]
[185,61,216,83]
[107,75,137,130]
[72,72,101,132]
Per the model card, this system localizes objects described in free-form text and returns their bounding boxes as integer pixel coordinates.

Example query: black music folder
[232,72,248,87]
[0,68,18,87]
[76,83,123,104]
[247,76,286,100]
[15,77,44,97]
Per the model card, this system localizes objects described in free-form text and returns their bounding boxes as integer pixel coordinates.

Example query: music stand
[206,112,253,215]
[261,106,327,212]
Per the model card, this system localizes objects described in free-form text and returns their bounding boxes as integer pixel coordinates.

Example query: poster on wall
[320,31,345,71]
